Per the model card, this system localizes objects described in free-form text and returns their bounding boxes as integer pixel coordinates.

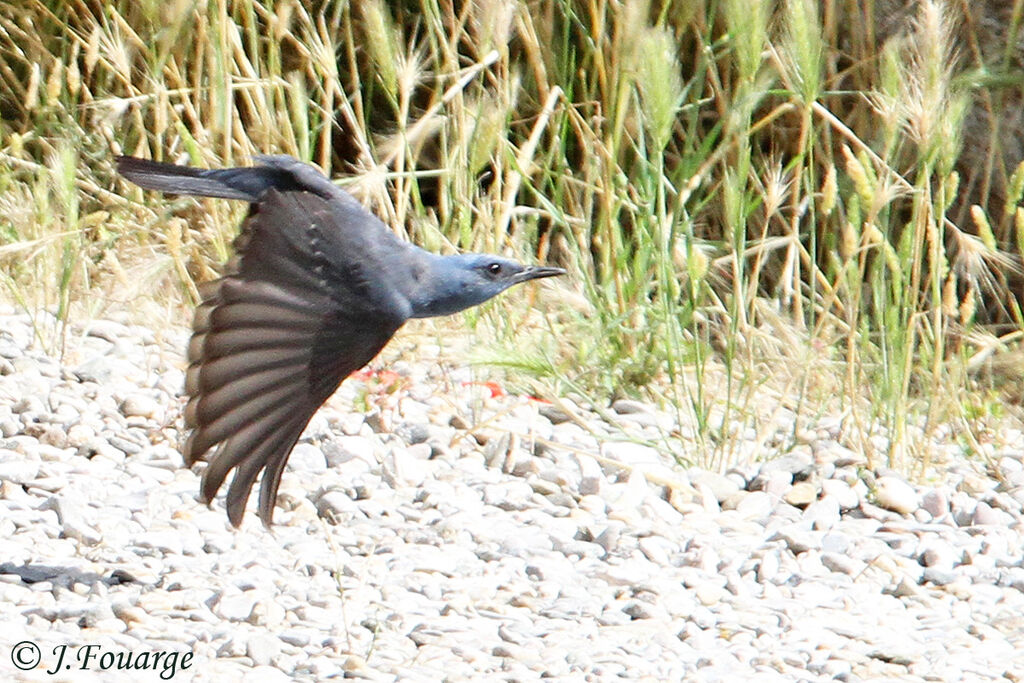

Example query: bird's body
[116,155,563,526]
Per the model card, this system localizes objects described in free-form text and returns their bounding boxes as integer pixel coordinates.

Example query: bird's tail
[116,156,288,202]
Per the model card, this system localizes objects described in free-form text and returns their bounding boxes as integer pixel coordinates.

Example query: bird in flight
[117,155,564,527]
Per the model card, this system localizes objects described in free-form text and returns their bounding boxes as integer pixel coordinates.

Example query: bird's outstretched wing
[183,189,409,526]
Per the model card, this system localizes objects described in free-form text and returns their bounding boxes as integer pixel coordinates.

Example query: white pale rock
[689,470,741,502]
[754,469,794,497]
[920,489,949,519]
[0,459,39,485]
[874,476,920,515]
[972,501,1013,526]
[784,482,817,507]
[735,491,774,520]
[120,393,160,419]
[601,441,662,467]
[803,495,841,529]
[216,591,257,621]
[576,453,605,496]
[323,436,377,468]
[820,479,859,510]
[287,443,328,473]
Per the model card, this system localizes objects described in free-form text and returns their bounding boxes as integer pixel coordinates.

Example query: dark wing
[116,154,339,202]
[184,190,410,526]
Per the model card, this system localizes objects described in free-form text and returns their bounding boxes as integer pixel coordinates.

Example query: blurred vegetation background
[0,0,1021,474]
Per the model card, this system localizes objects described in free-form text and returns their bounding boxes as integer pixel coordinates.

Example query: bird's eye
[487,262,502,275]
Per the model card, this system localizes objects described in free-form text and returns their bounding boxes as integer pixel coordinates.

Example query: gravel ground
[0,309,1023,682]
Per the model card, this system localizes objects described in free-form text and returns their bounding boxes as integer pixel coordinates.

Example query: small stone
[0,457,39,485]
[667,485,698,514]
[595,523,623,553]
[246,633,282,667]
[950,491,978,526]
[322,436,375,468]
[998,456,1023,474]
[340,412,365,435]
[279,630,311,647]
[749,469,793,497]
[107,435,142,455]
[802,495,840,529]
[918,541,956,570]
[622,600,657,619]
[287,443,327,473]
[694,583,727,606]
[112,604,148,627]
[538,404,571,424]
[958,474,998,496]
[760,452,814,479]
[874,476,919,515]
[972,501,1013,526]
[771,527,822,554]
[922,567,958,586]
[726,464,758,488]
[611,399,651,415]
[316,490,358,520]
[249,598,286,628]
[395,421,430,445]
[483,481,534,510]
[689,470,740,502]
[637,536,673,566]
[734,490,774,520]
[756,551,781,583]
[40,497,102,546]
[84,319,131,342]
[820,479,859,510]
[603,441,661,467]
[359,410,387,433]
[576,454,604,496]
[120,393,159,419]
[784,482,817,507]
[62,516,103,546]
[887,576,924,598]
[822,552,865,576]
[821,532,851,554]
[387,446,433,488]
[216,591,257,621]
[35,425,67,448]
[812,442,867,468]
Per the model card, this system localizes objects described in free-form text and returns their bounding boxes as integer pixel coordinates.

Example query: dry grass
[0,0,1021,475]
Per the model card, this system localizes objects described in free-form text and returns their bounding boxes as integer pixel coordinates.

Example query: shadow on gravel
[0,562,139,588]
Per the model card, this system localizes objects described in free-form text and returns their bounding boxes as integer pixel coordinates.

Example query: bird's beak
[515,265,566,283]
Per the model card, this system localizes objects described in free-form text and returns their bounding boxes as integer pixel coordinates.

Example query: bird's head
[410,253,565,318]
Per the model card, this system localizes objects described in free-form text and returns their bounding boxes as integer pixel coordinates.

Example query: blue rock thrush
[117,155,564,526]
